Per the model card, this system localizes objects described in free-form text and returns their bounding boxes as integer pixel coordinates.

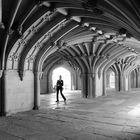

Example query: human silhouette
[56,75,66,102]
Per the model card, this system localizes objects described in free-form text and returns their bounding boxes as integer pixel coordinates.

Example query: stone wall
[5,70,34,115]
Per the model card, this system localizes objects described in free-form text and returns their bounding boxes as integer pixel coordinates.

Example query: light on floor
[128,104,140,117]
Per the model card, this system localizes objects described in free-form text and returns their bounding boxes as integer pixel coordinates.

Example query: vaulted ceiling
[1,0,140,79]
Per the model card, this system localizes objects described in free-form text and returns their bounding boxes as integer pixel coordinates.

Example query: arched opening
[40,61,82,108]
[52,67,71,91]
[130,69,140,90]
[109,71,115,89]
[106,69,115,95]
[106,70,115,89]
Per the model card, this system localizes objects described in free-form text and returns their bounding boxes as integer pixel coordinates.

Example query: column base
[33,105,39,110]
[0,111,7,116]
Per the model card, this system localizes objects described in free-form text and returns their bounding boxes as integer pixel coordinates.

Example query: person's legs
[60,88,66,101]
[56,87,59,102]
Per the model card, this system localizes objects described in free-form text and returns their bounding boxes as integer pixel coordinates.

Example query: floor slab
[1,90,140,140]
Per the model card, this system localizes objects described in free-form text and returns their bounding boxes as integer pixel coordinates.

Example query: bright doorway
[109,71,115,88]
[52,67,71,90]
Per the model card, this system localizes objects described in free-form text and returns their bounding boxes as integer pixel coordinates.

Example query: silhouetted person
[56,75,66,102]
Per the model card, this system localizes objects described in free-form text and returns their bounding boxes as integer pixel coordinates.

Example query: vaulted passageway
[0,0,140,116]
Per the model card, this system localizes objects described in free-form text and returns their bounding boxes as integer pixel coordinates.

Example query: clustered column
[81,73,96,98]
[33,72,42,110]
[0,70,8,116]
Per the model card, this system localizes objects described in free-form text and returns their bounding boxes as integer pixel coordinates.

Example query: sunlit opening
[128,104,140,117]
[52,67,71,90]
[110,71,115,88]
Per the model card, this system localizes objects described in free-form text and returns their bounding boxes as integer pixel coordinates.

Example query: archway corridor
[1,0,140,139]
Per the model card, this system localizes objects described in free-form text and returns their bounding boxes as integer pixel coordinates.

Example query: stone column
[0,70,8,116]
[0,70,3,78]
[138,72,140,88]
[106,72,110,89]
[33,72,41,110]
[75,71,80,90]
[136,71,138,88]
[128,74,131,90]
[103,72,106,96]
[115,74,119,91]
[118,72,125,91]
[87,73,96,98]
[80,73,87,98]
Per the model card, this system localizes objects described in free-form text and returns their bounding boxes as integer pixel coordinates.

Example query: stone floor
[1,90,140,140]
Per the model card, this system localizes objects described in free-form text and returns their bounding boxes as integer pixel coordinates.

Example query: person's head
[59,75,62,80]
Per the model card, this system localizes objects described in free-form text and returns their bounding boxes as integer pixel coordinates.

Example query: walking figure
[56,75,66,102]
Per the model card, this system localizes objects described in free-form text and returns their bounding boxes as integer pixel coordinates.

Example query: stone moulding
[18,70,25,81]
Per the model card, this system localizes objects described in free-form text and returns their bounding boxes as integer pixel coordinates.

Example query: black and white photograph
[0,0,140,139]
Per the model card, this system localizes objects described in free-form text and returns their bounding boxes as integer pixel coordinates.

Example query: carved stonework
[0,22,5,29]
[39,72,43,80]
[9,53,19,62]
[35,0,43,7]
[44,13,51,21]
[82,0,103,15]
[27,56,34,63]
[18,70,25,81]
[7,28,14,35]
[20,38,26,46]
[35,42,41,49]
[31,26,38,34]
[17,25,23,36]
[34,71,43,80]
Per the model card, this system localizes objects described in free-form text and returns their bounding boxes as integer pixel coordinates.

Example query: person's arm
[62,80,63,86]
[56,80,58,87]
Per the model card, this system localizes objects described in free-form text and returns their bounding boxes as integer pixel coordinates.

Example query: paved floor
[0,90,140,140]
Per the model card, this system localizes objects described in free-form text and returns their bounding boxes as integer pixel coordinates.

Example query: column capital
[81,73,97,78]
[34,71,43,80]
[80,73,86,77]
[0,70,9,77]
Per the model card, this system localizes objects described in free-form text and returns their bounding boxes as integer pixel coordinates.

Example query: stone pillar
[138,72,140,88]
[124,74,128,91]
[87,73,95,98]
[33,72,41,110]
[118,73,125,91]
[0,70,8,116]
[106,72,110,89]
[115,74,119,91]
[46,73,49,93]
[75,71,81,90]
[136,71,138,88]
[128,74,131,90]
[119,73,122,91]
[115,73,125,91]
[103,72,106,96]
[75,72,78,90]
[0,70,3,78]
[80,73,87,98]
